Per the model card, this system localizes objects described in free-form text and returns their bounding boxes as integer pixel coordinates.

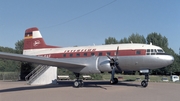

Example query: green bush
[90,74,103,80]
[0,72,19,81]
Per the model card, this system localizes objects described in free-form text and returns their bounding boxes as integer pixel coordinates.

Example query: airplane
[0,27,174,88]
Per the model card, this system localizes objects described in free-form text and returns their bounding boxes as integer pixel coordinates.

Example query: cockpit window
[146,49,157,55]
[146,49,164,55]
[146,49,150,55]
[147,49,150,52]
[154,49,157,52]
[157,49,164,53]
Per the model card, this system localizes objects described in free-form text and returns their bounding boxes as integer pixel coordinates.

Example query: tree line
[0,32,180,76]
[105,32,180,75]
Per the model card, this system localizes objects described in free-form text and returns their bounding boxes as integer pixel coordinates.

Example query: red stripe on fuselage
[36,49,146,58]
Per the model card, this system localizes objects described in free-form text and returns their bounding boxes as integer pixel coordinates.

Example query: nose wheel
[141,80,148,87]
[141,73,149,87]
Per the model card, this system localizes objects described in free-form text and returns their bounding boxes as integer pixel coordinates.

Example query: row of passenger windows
[63,52,115,57]
[63,52,99,57]
[62,49,165,57]
[63,50,142,57]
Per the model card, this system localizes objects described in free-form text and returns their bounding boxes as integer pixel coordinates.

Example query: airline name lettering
[64,49,96,53]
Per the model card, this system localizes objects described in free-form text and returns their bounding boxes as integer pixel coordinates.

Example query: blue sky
[0,0,180,54]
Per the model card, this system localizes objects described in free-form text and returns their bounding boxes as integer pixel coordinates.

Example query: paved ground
[0,80,180,101]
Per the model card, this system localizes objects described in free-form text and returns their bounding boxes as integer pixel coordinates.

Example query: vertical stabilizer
[23,27,59,55]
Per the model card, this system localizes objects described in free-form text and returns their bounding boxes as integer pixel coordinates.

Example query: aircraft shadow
[0,80,141,93]
[81,80,141,89]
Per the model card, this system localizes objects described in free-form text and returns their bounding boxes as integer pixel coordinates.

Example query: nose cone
[164,55,174,65]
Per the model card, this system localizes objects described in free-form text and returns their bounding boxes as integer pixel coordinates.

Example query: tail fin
[23,27,59,50]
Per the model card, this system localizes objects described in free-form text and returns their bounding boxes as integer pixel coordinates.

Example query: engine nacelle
[98,58,112,72]
[77,57,112,74]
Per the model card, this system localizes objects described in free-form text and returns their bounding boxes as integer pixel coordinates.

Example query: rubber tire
[74,80,80,88]
[141,80,148,87]
[110,78,118,84]
[114,78,118,84]
[79,80,84,87]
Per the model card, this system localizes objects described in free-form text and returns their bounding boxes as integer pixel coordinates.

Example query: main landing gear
[141,73,149,88]
[110,78,118,84]
[107,46,121,85]
[73,73,84,88]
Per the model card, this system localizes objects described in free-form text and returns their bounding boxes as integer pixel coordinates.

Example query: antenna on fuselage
[150,42,152,45]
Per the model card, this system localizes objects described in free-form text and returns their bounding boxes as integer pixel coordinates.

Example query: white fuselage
[23,43,174,74]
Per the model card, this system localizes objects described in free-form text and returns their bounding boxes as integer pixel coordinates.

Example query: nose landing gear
[139,70,149,87]
[141,73,149,87]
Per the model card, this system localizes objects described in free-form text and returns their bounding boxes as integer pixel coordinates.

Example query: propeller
[107,46,122,83]
[107,46,121,72]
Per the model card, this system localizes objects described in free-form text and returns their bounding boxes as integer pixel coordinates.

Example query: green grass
[102,74,172,82]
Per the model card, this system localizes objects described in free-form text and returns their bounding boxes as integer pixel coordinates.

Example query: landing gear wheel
[110,78,118,84]
[114,78,118,84]
[74,80,80,88]
[141,80,148,87]
[73,73,84,88]
[74,80,84,88]
[79,80,84,87]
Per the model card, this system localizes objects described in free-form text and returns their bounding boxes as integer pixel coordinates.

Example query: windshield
[157,49,164,53]
[146,49,165,55]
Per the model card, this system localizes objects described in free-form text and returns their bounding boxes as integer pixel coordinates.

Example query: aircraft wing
[0,52,85,69]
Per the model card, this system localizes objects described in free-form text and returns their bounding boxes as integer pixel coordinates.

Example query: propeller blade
[106,53,115,64]
[115,62,122,72]
[115,46,119,60]
[106,54,112,60]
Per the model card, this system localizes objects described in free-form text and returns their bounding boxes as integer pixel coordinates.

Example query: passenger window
[151,49,154,52]
[63,54,66,57]
[151,53,155,55]
[136,50,141,55]
[147,49,150,52]
[70,54,73,57]
[99,52,102,56]
[76,53,80,57]
[84,53,87,56]
[91,52,95,56]
[106,52,111,56]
